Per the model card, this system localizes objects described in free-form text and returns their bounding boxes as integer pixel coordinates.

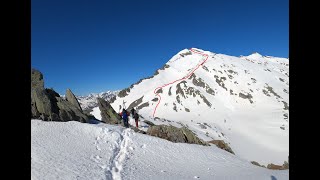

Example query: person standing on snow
[120,108,130,128]
[131,108,135,118]
[133,111,139,128]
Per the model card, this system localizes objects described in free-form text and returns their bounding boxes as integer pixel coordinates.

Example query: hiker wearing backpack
[131,108,135,118]
[120,108,130,128]
[133,111,139,128]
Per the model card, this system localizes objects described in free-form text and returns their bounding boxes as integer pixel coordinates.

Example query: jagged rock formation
[66,89,82,111]
[97,97,122,124]
[31,69,89,122]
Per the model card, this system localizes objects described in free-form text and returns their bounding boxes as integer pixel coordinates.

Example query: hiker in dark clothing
[131,108,135,118]
[119,108,130,128]
[133,111,139,128]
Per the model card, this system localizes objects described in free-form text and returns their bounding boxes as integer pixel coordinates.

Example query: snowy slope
[77,90,119,110]
[31,120,288,180]
[108,48,289,166]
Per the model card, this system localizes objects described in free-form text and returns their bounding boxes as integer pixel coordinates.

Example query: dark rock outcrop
[147,125,208,146]
[31,101,40,117]
[214,75,228,91]
[31,68,89,122]
[66,89,82,111]
[143,120,155,126]
[180,51,192,57]
[208,140,235,154]
[176,81,212,108]
[131,126,147,134]
[239,92,253,104]
[136,102,149,110]
[282,101,289,110]
[250,160,288,170]
[118,88,130,98]
[31,88,54,118]
[263,84,281,99]
[185,87,211,107]
[56,96,88,122]
[31,69,44,89]
[176,81,187,98]
[282,161,289,170]
[109,96,117,104]
[127,96,144,111]
[267,163,283,170]
[151,98,158,102]
[189,74,215,96]
[156,88,163,94]
[97,98,122,124]
[251,161,266,168]
[267,161,289,170]
[154,64,170,75]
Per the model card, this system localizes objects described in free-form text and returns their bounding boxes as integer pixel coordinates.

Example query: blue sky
[32,0,288,96]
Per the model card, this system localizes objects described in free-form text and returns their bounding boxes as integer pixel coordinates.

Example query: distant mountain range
[76,91,120,111]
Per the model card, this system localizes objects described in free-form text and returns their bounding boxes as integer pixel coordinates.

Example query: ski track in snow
[153,48,212,117]
[95,127,132,180]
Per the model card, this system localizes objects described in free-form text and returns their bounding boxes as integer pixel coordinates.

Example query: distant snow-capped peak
[247,52,263,58]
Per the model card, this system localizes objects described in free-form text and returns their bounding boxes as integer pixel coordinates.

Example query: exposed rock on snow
[147,125,208,146]
[97,97,122,124]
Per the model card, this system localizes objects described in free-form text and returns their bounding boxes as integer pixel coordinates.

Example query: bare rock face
[97,98,122,124]
[31,68,89,122]
[147,125,208,146]
[282,161,289,169]
[56,97,88,123]
[31,101,40,117]
[208,140,235,154]
[267,162,289,170]
[66,89,82,111]
[251,161,266,168]
[31,69,58,121]
[31,68,44,89]
[143,120,155,126]
[127,96,144,111]
[250,160,289,170]
[118,88,130,98]
[31,88,54,119]
[267,163,283,170]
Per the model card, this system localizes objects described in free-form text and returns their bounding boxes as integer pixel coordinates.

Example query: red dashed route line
[152,48,209,117]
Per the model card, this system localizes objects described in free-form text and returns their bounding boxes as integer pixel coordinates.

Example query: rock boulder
[147,125,208,146]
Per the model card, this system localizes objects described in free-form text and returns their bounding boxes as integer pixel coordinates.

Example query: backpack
[122,110,128,119]
[134,112,139,119]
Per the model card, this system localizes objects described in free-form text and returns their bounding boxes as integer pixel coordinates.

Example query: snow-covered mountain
[106,48,289,166]
[77,90,120,110]
[31,120,288,180]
